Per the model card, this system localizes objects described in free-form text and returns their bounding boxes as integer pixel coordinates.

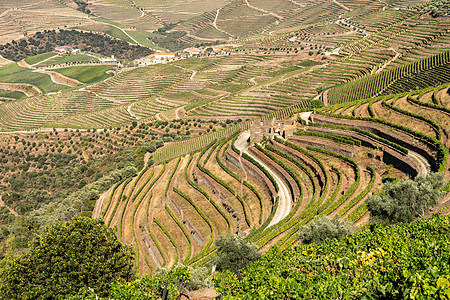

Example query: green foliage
[0,216,135,299]
[212,234,261,274]
[55,65,112,84]
[294,130,361,146]
[214,214,450,299]
[297,216,352,244]
[185,266,213,291]
[421,0,450,17]
[366,172,444,225]
[307,99,325,110]
[69,266,190,300]
[0,29,153,61]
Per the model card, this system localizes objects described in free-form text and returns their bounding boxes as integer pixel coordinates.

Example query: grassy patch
[0,63,66,93]
[0,89,26,99]
[185,97,217,111]
[53,65,112,84]
[268,65,300,77]
[38,54,100,67]
[24,52,56,65]
[106,27,135,44]
[126,30,165,50]
[297,59,322,67]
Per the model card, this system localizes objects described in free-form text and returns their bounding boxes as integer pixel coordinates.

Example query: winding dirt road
[235,131,292,227]
[35,69,82,87]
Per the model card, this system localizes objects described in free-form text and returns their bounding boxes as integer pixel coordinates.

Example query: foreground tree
[212,234,261,274]
[366,172,444,225]
[296,216,352,244]
[0,216,135,299]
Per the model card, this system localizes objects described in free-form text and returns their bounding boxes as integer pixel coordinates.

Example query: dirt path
[175,106,185,119]
[0,54,13,67]
[286,0,305,6]
[339,18,369,37]
[212,8,234,37]
[408,151,430,176]
[30,54,60,67]
[332,0,351,11]
[92,187,112,219]
[109,23,141,46]
[235,131,292,227]
[0,82,42,97]
[35,70,82,87]
[18,59,33,69]
[244,0,283,19]
[373,48,400,74]
[127,102,141,119]
[323,89,329,106]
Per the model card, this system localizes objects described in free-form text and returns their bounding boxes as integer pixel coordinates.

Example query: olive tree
[297,216,352,244]
[0,216,135,299]
[366,172,444,225]
[212,234,261,274]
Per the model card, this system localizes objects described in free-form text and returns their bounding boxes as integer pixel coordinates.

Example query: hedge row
[118,166,155,238]
[382,98,442,140]
[346,202,368,223]
[185,155,231,234]
[246,196,279,242]
[145,186,166,267]
[153,217,179,264]
[131,167,155,266]
[216,132,264,225]
[294,130,362,146]
[102,177,126,219]
[316,111,447,171]
[408,95,450,114]
[275,137,328,202]
[134,165,166,266]
[165,158,181,197]
[255,144,300,203]
[107,177,132,227]
[173,187,215,264]
[316,166,342,215]
[165,204,193,264]
[304,146,361,216]
[197,163,251,227]
[339,166,375,217]
[241,152,279,193]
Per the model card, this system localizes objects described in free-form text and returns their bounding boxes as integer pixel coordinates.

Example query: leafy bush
[0,216,135,299]
[212,234,261,274]
[214,214,450,299]
[297,216,352,244]
[185,267,213,291]
[421,0,450,17]
[366,172,444,225]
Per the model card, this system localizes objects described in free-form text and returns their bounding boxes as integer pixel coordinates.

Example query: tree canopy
[0,216,135,299]
[421,0,450,17]
[366,172,444,225]
[297,216,352,244]
[212,234,261,274]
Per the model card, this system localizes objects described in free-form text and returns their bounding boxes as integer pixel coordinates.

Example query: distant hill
[0,29,153,62]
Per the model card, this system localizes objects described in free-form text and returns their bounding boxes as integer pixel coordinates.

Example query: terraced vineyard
[95,83,450,274]
[0,0,448,281]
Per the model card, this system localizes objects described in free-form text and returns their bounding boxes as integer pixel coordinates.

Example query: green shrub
[366,172,444,225]
[214,214,450,299]
[297,216,352,244]
[0,217,135,299]
[212,234,261,274]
